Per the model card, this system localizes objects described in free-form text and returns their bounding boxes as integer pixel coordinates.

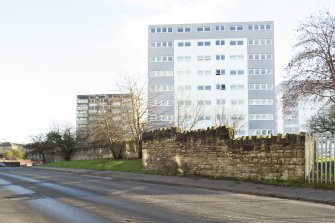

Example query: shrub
[4,148,25,160]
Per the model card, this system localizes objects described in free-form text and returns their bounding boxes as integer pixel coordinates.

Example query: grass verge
[42,159,143,173]
[42,159,335,189]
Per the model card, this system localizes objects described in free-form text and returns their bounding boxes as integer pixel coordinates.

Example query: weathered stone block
[142,127,306,181]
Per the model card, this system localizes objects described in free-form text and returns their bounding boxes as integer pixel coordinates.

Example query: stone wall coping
[143,126,307,144]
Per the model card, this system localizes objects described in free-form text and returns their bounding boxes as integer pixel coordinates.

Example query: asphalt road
[1,167,335,223]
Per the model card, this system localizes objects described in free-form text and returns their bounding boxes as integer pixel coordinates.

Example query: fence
[305,132,335,184]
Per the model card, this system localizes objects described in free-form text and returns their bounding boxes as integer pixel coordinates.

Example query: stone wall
[3,159,33,167]
[142,126,307,181]
[42,141,139,163]
[72,141,139,160]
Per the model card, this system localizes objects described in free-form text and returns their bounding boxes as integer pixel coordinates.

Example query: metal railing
[305,132,335,184]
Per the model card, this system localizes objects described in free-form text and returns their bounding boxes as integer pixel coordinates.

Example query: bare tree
[118,73,177,131]
[27,124,77,162]
[25,134,50,163]
[118,76,152,158]
[283,10,335,110]
[175,95,205,131]
[82,74,168,159]
[212,106,246,135]
[308,105,335,133]
[86,95,130,159]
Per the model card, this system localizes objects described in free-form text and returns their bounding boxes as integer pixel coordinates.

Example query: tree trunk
[138,138,142,159]
[110,142,119,159]
[41,153,46,164]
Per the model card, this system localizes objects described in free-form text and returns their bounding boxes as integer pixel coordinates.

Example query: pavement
[33,166,335,206]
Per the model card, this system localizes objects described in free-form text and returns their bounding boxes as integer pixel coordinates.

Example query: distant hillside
[0,142,25,152]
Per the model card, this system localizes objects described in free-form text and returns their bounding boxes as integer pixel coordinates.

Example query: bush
[4,148,25,160]
[3,150,13,160]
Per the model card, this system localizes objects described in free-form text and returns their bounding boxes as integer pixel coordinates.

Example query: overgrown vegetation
[26,125,78,162]
[308,105,335,133]
[283,10,335,111]
[47,127,78,161]
[282,10,335,135]
[3,148,25,160]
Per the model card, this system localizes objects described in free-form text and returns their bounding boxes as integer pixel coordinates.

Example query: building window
[216,69,225,75]
[216,114,226,120]
[177,85,192,91]
[215,25,224,31]
[199,115,211,120]
[248,69,273,75]
[216,99,226,105]
[197,100,211,105]
[177,56,192,61]
[229,40,244,45]
[176,70,192,75]
[216,84,226,90]
[237,70,244,75]
[161,100,173,106]
[197,70,211,76]
[238,100,244,105]
[215,40,225,46]
[197,41,211,46]
[216,55,225,60]
[177,27,191,32]
[230,85,237,90]
[248,54,273,60]
[249,129,273,135]
[230,84,244,90]
[196,26,211,32]
[248,24,272,30]
[248,39,272,45]
[249,99,274,105]
[149,85,174,91]
[177,41,191,47]
[150,100,174,106]
[249,114,274,120]
[231,99,244,105]
[149,71,174,77]
[150,27,173,33]
[230,70,244,75]
[229,55,244,61]
[150,42,173,48]
[197,85,211,90]
[150,56,173,62]
[229,25,244,31]
[248,84,273,90]
[197,55,211,61]
[177,100,192,106]
[158,115,173,121]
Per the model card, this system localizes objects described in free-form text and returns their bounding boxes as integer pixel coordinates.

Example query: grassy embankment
[42,159,335,189]
[42,159,143,173]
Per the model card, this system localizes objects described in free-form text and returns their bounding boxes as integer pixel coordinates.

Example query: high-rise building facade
[282,100,319,134]
[76,94,131,142]
[148,22,277,135]
[278,81,320,134]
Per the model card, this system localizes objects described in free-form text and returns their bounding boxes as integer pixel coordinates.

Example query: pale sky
[0,0,334,143]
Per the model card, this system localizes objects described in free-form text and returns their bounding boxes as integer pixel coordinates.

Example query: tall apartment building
[282,100,319,134]
[148,22,277,136]
[278,81,320,134]
[76,94,131,142]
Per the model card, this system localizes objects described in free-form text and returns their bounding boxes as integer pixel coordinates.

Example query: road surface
[0,167,335,222]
